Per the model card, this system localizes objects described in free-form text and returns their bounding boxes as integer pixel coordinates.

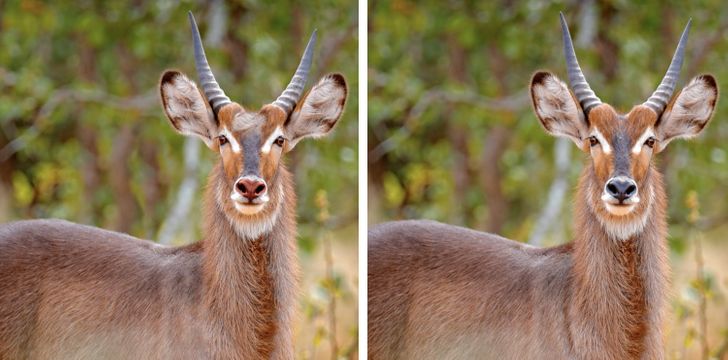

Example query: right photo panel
[368,2,728,359]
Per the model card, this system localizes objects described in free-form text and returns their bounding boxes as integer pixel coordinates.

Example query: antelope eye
[644,137,656,148]
[588,136,599,147]
[218,135,229,146]
[274,136,285,147]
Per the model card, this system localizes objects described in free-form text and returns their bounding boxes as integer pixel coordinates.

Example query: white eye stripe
[261,126,284,154]
[591,128,612,154]
[632,128,655,154]
[220,127,241,153]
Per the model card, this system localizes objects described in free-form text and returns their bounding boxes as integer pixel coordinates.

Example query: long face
[531,72,717,236]
[159,71,348,217]
[214,105,289,215]
[582,105,658,217]
[529,15,718,240]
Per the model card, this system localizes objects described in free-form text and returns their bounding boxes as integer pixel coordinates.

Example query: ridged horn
[188,12,231,114]
[272,30,317,114]
[643,19,691,114]
[560,12,602,114]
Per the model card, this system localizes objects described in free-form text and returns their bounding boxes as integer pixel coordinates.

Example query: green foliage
[370,0,728,237]
[1,1,357,357]
[370,0,728,356]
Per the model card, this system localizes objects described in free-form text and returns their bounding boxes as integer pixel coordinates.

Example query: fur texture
[0,68,347,359]
[367,71,717,359]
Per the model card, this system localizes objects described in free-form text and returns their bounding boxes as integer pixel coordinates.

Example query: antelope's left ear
[284,73,348,150]
[655,74,718,150]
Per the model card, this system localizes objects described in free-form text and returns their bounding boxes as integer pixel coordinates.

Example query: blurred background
[369,1,727,358]
[0,1,357,359]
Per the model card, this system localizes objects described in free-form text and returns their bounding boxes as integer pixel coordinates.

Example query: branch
[369,84,528,162]
[528,138,571,246]
[157,138,201,245]
[157,2,226,245]
[0,87,158,162]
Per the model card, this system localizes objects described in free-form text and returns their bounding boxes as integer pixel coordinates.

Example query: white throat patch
[219,184,284,241]
[595,186,654,241]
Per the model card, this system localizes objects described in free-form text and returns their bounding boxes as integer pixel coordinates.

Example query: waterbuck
[0,12,347,359]
[368,14,716,359]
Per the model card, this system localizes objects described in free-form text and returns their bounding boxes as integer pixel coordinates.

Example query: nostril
[254,184,266,195]
[607,183,619,196]
[236,181,248,194]
[625,184,637,196]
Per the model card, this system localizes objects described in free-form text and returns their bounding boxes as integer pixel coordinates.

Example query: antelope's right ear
[530,71,588,148]
[160,70,217,148]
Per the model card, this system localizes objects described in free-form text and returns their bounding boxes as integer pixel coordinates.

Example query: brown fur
[368,71,716,359]
[0,102,300,360]
[368,153,668,360]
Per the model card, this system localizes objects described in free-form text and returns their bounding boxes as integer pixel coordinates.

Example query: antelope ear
[284,73,347,150]
[159,70,217,148]
[655,74,718,151]
[530,71,588,148]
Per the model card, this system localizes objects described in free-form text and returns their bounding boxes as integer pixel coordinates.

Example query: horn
[188,11,231,114]
[643,19,691,114]
[272,30,317,114]
[560,12,602,114]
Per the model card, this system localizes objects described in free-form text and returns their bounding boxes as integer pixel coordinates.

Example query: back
[368,220,573,359]
[0,219,204,359]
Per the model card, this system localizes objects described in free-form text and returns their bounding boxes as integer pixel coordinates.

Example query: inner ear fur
[530,71,588,147]
[656,74,718,149]
[285,73,348,150]
[159,70,217,147]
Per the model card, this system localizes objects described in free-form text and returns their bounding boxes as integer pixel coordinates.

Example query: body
[368,14,716,360]
[0,12,347,359]
[368,167,668,359]
[0,167,298,359]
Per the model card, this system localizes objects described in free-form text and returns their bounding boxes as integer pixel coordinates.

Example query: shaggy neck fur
[200,165,298,359]
[569,165,669,359]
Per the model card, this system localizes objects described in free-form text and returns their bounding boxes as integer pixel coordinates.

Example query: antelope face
[581,105,658,217]
[530,14,718,238]
[159,13,347,218]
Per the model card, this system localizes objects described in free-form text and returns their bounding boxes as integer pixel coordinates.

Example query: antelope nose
[605,177,637,203]
[236,177,267,201]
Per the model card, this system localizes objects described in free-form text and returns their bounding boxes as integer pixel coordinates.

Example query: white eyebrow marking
[632,127,655,154]
[261,126,284,154]
[591,127,611,154]
[220,126,241,153]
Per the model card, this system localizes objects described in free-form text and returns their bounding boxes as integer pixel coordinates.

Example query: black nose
[236,177,267,201]
[605,178,637,203]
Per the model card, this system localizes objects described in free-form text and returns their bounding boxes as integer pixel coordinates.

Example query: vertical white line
[357,0,368,357]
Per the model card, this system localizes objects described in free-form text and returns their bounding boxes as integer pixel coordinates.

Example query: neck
[200,165,298,358]
[569,166,669,358]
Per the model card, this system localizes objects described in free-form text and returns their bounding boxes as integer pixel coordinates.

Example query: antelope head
[159,13,347,222]
[530,14,718,239]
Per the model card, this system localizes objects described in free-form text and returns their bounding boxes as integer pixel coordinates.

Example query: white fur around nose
[594,185,654,241]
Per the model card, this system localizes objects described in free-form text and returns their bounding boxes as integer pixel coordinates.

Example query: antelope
[368,14,717,360]
[0,12,347,359]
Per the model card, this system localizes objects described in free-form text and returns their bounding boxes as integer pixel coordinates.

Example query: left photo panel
[0,2,358,359]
